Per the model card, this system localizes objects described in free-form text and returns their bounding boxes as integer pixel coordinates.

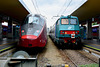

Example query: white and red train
[18,14,47,48]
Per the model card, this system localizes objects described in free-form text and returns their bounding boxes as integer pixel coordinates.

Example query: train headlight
[60,30,65,34]
[73,32,75,34]
[65,32,67,34]
[75,31,79,34]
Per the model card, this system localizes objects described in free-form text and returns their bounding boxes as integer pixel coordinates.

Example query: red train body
[18,14,47,48]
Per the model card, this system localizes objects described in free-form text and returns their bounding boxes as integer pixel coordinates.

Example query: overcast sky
[19,0,87,28]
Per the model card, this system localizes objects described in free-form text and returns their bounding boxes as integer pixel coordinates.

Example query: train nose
[21,35,37,39]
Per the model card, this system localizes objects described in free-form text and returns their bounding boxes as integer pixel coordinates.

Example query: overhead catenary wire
[34,0,41,14]
[57,0,68,16]
[61,0,72,15]
[31,0,39,14]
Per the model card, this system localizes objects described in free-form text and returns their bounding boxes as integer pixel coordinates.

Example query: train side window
[61,19,69,24]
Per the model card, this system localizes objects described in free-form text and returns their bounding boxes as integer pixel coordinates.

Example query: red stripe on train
[21,35,37,39]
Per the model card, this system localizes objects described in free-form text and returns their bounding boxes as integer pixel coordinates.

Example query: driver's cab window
[28,16,39,24]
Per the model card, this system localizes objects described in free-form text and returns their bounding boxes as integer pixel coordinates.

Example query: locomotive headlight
[60,30,65,34]
[75,31,79,34]
[65,32,67,34]
[75,31,77,34]
[73,32,75,34]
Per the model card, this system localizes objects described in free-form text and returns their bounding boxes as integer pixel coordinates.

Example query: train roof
[21,14,46,25]
[27,14,46,20]
[59,15,78,19]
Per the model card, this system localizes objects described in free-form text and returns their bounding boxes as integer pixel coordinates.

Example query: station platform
[0,38,18,53]
[82,39,100,51]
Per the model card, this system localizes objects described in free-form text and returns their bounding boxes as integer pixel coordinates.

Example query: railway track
[82,47,99,63]
[59,49,78,67]
[48,37,99,67]
[59,49,99,67]
[77,50,98,63]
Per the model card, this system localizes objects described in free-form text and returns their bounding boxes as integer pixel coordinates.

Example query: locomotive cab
[54,15,81,47]
[58,16,80,37]
[21,15,43,39]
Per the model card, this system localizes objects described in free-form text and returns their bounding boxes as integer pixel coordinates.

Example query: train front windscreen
[21,16,43,37]
[61,18,77,25]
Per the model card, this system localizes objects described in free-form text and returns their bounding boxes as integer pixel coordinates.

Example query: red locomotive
[18,14,47,48]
